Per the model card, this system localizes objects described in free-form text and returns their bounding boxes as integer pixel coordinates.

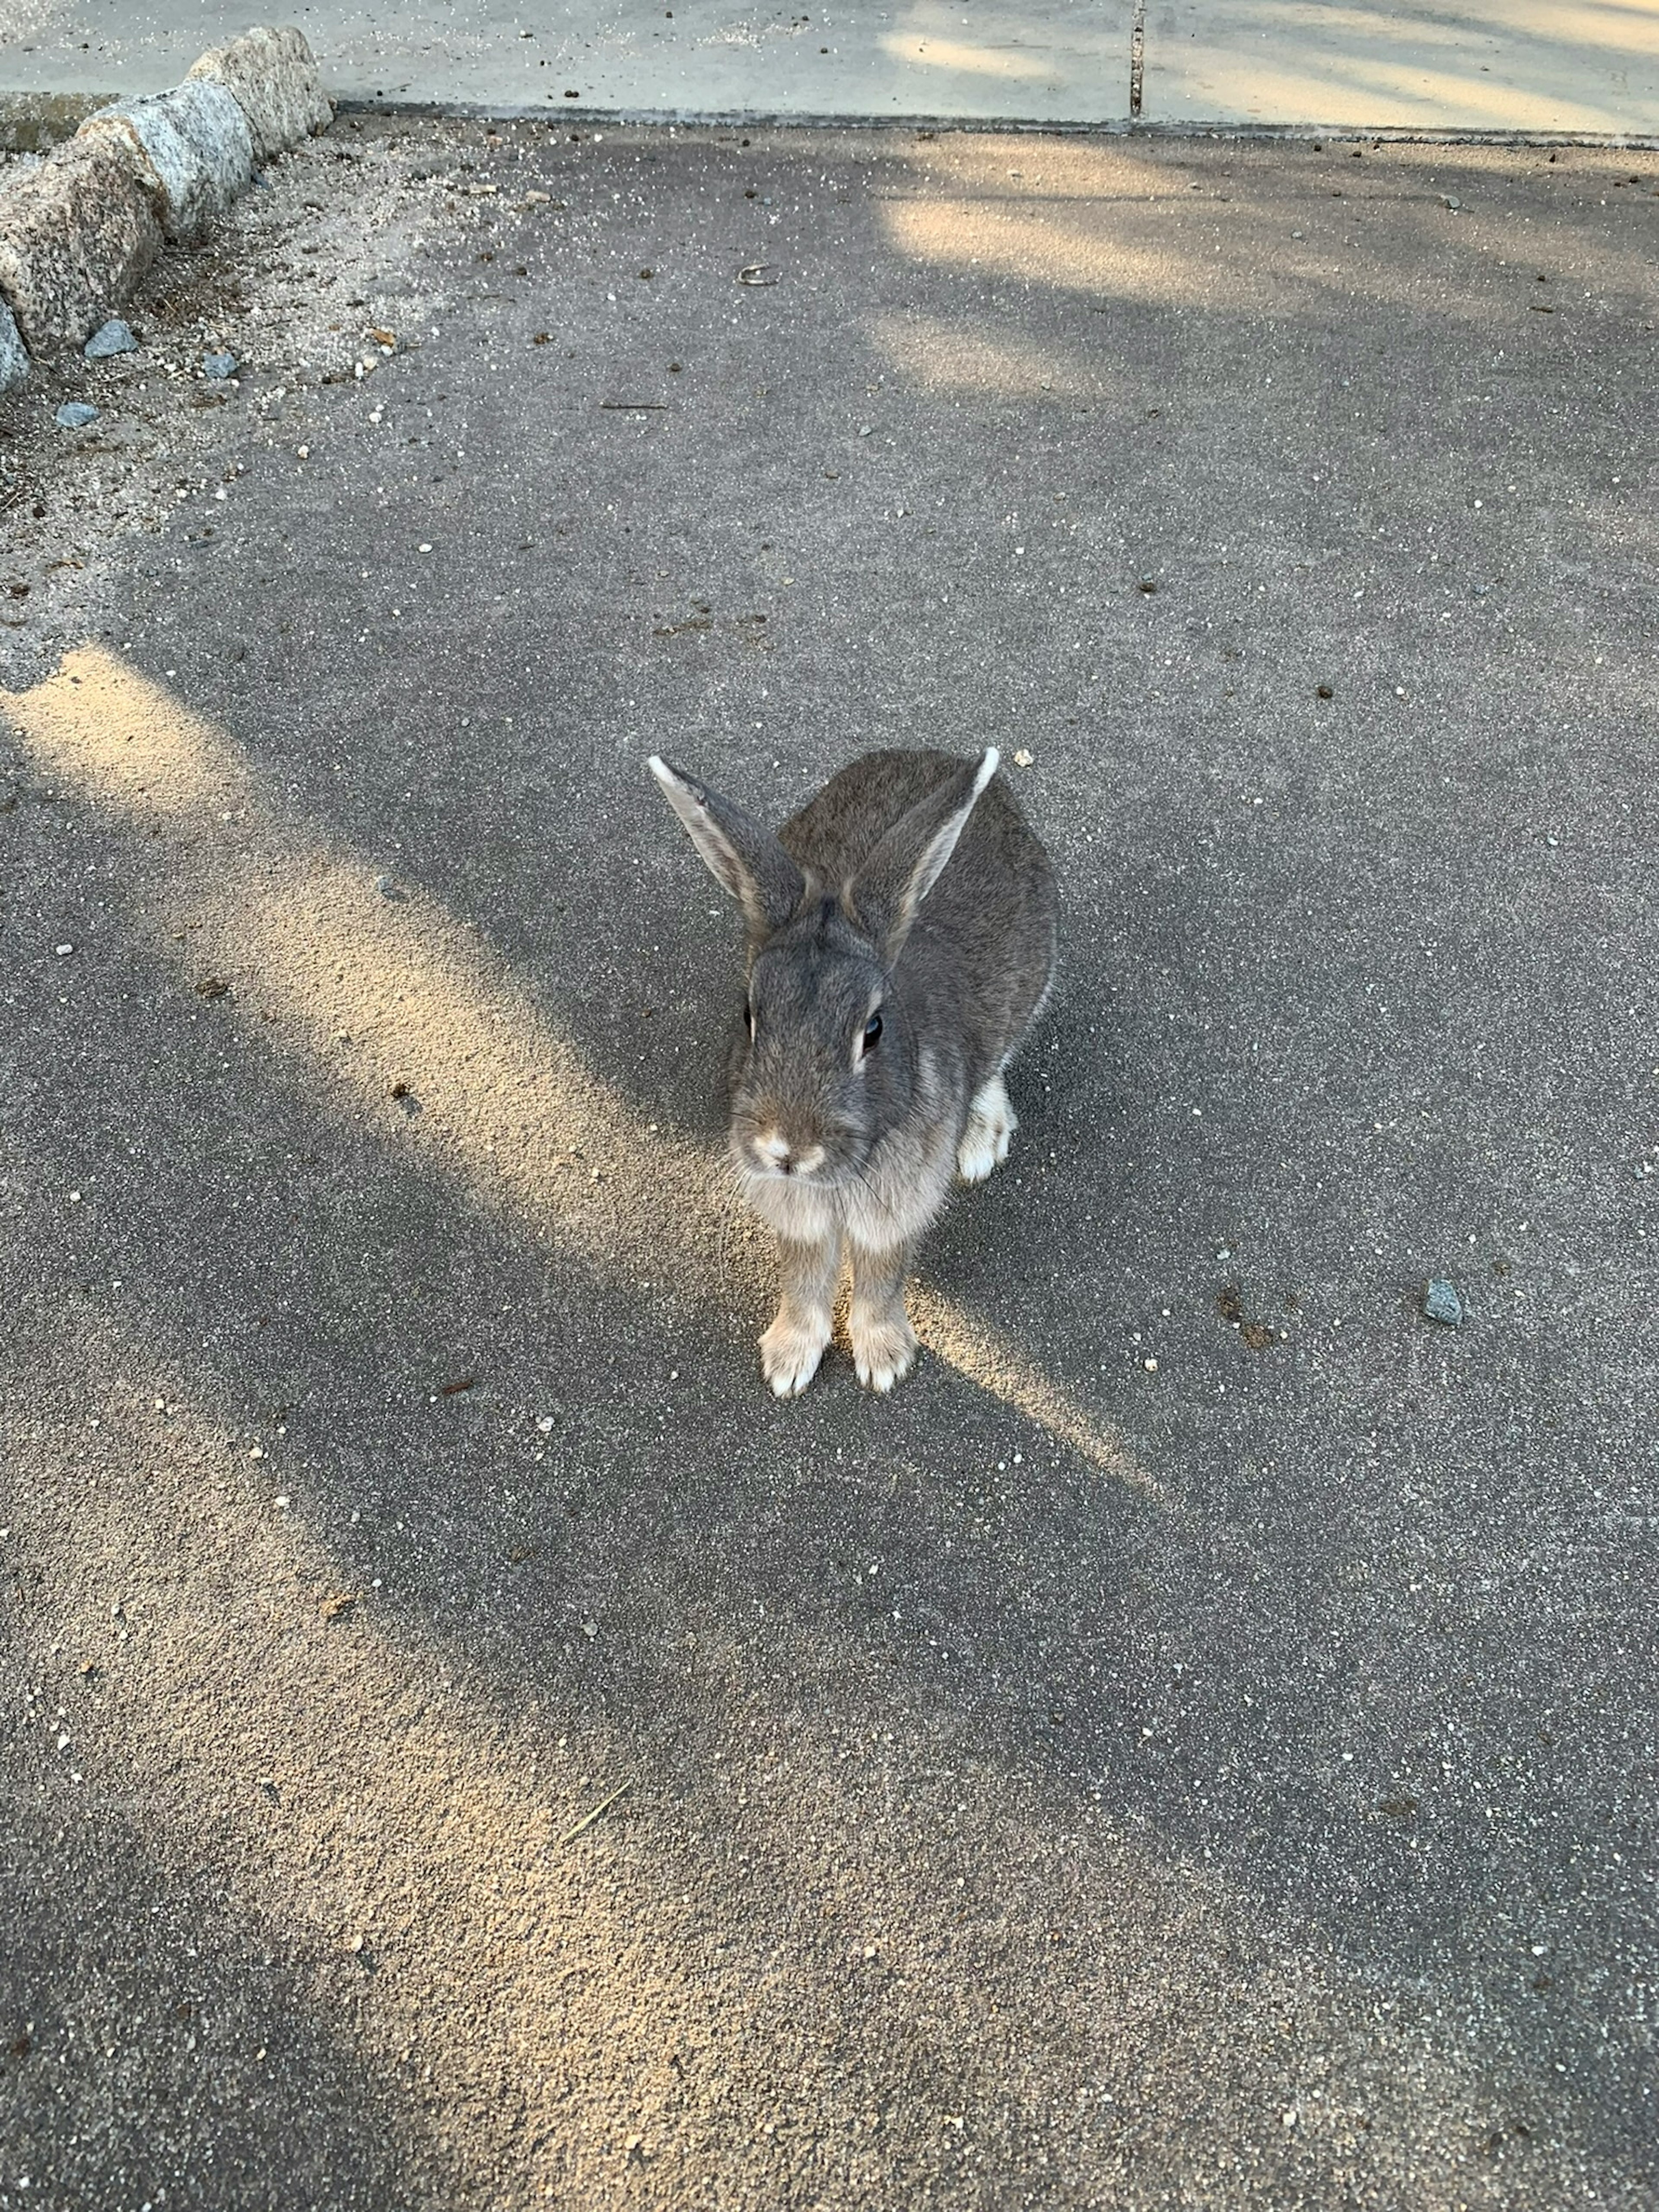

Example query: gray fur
[649,746,1058,1394]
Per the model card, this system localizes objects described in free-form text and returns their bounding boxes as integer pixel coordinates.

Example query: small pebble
[84,318,138,360]
[54,401,99,429]
[202,352,238,380]
[1424,1279,1463,1326]
[54,943,74,956]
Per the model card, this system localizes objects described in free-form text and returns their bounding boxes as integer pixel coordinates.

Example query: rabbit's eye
[862,1012,883,1052]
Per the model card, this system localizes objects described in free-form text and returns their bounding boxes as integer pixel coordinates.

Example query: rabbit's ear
[849,748,1000,959]
[648,756,805,937]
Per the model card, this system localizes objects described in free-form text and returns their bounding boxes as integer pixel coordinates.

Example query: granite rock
[0,134,162,353]
[187,25,333,165]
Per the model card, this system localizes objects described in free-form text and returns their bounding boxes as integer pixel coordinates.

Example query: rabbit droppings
[649,747,1057,1397]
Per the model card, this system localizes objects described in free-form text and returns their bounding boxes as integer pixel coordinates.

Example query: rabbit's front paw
[850,1310,918,1394]
[957,1074,1017,1185]
[760,1308,831,1398]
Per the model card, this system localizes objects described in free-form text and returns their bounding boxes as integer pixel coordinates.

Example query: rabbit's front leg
[957,1073,1017,1183]
[848,1239,919,1394]
[760,1234,840,1398]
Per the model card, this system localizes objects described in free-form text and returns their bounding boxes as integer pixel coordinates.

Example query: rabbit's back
[781,749,1056,1083]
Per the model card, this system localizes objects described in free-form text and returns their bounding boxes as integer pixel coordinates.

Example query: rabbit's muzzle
[729,1087,871,1194]
[749,1128,828,1179]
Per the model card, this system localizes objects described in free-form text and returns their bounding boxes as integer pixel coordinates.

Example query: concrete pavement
[1,0,1657,133]
[2,116,1658,2208]
[1147,0,1659,136]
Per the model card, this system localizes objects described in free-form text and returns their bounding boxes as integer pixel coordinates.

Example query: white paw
[760,1310,830,1398]
[850,1312,918,1394]
[957,1075,1016,1185]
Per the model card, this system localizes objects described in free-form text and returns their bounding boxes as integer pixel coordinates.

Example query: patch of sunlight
[871,309,1092,399]
[1,645,725,1293]
[1176,45,1650,132]
[911,1287,1163,1500]
[5,644,255,814]
[877,31,1052,80]
[897,136,1177,201]
[880,175,1657,332]
[15,1298,1637,2209]
[1182,0,1659,73]
[6,645,1160,1481]
[882,194,1245,310]
[17,1313,720,2202]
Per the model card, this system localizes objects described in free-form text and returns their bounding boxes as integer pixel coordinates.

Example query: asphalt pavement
[1,117,1657,2209]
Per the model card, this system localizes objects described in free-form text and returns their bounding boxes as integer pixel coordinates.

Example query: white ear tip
[646,754,671,781]
[974,747,1000,792]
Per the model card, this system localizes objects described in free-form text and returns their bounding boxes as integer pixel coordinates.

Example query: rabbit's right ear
[648,757,806,938]
[848,748,1000,960]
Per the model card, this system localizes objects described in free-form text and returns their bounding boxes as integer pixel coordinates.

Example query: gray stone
[0,134,162,354]
[54,400,99,429]
[187,26,334,165]
[1423,1280,1463,1327]
[202,351,239,380]
[0,298,27,392]
[84,316,139,359]
[79,79,253,244]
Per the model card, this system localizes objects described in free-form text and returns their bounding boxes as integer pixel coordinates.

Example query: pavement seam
[325,96,1659,151]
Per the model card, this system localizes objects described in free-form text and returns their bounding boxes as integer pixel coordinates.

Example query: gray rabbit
[649,747,1057,1395]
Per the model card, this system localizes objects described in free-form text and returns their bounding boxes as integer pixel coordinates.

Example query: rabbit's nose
[754,1131,825,1177]
[754,1130,794,1171]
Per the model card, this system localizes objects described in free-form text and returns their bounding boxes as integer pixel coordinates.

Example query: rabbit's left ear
[648,756,805,938]
[848,748,999,959]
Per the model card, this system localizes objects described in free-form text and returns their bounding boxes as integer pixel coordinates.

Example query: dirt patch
[1217,1283,1285,1351]
[0,113,454,685]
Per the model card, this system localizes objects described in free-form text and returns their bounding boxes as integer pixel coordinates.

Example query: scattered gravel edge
[0,26,333,387]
